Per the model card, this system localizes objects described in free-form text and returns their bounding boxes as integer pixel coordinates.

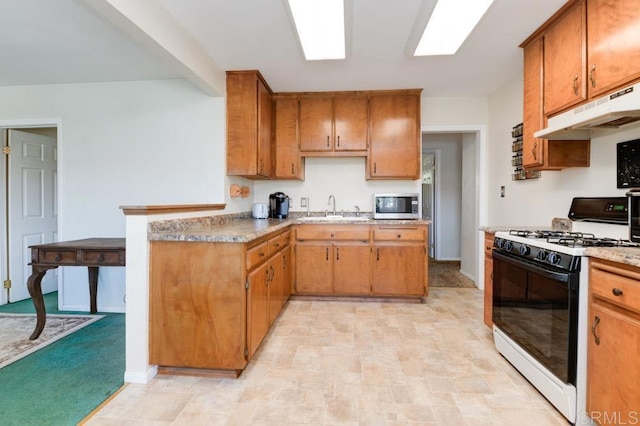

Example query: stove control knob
[548,252,561,265]
[505,241,514,252]
[496,238,505,249]
[537,249,547,261]
[519,244,530,255]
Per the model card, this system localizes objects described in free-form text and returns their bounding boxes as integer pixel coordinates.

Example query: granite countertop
[149,213,429,243]
[584,247,640,268]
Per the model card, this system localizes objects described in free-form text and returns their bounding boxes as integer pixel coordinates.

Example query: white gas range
[491,197,637,424]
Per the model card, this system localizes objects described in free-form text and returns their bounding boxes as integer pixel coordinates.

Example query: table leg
[88,266,99,314]
[26,266,54,340]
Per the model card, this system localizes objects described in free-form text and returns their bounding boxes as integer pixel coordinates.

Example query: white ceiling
[0,0,567,97]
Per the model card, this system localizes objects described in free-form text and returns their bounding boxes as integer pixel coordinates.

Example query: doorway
[421,150,439,259]
[421,127,485,287]
[0,127,58,305]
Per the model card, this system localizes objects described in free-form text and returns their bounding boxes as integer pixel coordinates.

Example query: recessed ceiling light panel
[414,0,494,56]
[287,0,345,60]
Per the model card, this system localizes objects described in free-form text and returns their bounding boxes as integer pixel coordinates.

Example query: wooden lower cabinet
[293,223,427,298]
[587,259,640,424]
[483,232,495,328]
[149,228,292,374]
[372,244,425,296]
[333,243,371,295]
[149,241,247,371]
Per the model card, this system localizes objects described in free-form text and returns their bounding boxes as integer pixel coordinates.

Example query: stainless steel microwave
[373,193,419,219]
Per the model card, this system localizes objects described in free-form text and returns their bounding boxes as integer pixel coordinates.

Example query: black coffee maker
[269,192,290,219]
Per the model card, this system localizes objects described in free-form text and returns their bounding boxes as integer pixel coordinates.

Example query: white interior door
[7,129,57,302]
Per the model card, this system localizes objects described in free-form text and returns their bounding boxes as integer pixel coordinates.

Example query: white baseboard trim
[459,269,477,286]
[433,257,461,261]
[124,365,158,384]
[60,304,125,314]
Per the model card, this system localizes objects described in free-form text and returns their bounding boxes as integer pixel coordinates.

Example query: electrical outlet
[300,197,308,207]
[500,186,505,198]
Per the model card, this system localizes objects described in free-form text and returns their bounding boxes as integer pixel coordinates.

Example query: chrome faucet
[327,194,336,216]
[354,205,361,217]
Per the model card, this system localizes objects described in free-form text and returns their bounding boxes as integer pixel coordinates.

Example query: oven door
[492,250,579,385]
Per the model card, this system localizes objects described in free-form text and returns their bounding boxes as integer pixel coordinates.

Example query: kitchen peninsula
[146,212,428,377]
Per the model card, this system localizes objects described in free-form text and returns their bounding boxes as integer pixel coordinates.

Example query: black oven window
[493,255,578,385]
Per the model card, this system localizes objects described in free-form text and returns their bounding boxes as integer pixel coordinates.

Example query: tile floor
[86,288,569,425]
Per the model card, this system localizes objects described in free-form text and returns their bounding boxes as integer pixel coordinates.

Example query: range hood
[534,82,640,140]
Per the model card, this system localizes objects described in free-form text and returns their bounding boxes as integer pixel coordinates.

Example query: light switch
[301,197,308,207]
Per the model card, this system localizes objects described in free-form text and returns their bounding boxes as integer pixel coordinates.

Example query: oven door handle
[492,251,571,283]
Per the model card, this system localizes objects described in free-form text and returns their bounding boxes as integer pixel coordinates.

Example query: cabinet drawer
[590,260,640,314]
[296,225,370,241]
[268,231,290,255]
[372,226,425,242]
[38,249,76,265]
[247,242,268,270]
[80,250,124,265]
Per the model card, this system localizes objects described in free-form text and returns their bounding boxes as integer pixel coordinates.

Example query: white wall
[461,133,477,279]
[487,76,640,227]
[0,79,239,311]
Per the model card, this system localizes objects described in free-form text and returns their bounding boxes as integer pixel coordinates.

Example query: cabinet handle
[592,314,600,345]
[326,247,329,261]
[572,74,579,96]
[55,252,61,261]
[97,253,105,262]
[336,247,340,260]
[590,65,596,88]
[376,248,380,261]
[374,162,377,174]
[270,265,275,281]
[265,268,270,285]
[337,135,340,147]
[291,163,294,175]
[259,250,265,258]
[612,287,623,296]
[326,136,330,147]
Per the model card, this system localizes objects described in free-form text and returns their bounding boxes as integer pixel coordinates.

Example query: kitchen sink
[296,216,371,222]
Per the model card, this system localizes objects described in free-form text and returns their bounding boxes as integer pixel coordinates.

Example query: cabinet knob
[55,252,61,261]
[397,234,401,238]
[612,288,623,296]
[97,253,105,262]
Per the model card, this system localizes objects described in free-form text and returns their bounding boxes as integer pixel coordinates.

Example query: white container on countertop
[252,203,269,219]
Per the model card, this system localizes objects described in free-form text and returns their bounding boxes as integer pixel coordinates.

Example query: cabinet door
[299,96,333,152]
[483,233,494,328]
[257,78,272,177]
[248,262,270,358]
[295,243,333,293]
[274,96,304,180]
[281,245,292,304]
[587,0,640,98]
[372,244,425,296]
[333,243,371,295]
[523,38,545,168]
[587,304,640,423]
[543,0,586,116]
[268,252,283,326]
[334,95,368,151]
[368,93,420,179]
[226,71,272,178]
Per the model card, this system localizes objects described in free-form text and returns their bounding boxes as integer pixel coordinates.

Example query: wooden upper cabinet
[299,94,368,154]
[333,95,368,151]
[273,96,304,180]
[367,91,421,180]
[226,70,273,179]
[523,38,545,168]
[587,0,640,98]
[543,0,586,116]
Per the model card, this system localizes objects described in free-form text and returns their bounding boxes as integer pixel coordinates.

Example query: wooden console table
[27,238,126,340]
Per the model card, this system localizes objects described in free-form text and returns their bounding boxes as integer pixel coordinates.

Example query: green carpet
[0,292,125,425]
